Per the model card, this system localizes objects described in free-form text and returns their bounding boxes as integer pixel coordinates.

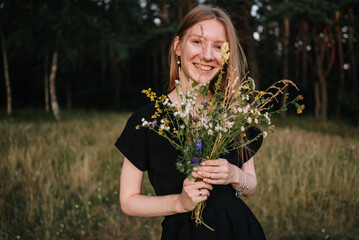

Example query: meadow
[1,111,358,239]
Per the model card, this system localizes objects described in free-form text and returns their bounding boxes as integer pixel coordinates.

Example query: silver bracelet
[235,171,250,198]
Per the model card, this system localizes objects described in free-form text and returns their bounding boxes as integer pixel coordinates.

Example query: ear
[174,36,181,56]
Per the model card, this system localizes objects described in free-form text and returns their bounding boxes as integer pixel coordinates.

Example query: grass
[0,111,358,239]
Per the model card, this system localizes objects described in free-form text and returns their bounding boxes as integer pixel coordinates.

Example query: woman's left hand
[192,158,237,185]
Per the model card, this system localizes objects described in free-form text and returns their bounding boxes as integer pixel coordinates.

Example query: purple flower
[151,119,157,128]
[196,139,202,152]
[193,157,199,165]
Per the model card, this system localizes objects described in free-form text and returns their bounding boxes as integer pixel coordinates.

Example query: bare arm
[120,157,213,217]
[230,157,257,196]
[192,157,257,196]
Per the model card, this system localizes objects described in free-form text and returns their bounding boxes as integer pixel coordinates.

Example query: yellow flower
[158,128,164,135]
[269,125,275,130]
[260,91,265,96]
[296,104,305,114]
[298,95,304,100]
[159,95,167,101]
[221,42,230,66]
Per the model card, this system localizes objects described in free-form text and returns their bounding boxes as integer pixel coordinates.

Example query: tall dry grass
[0,112,358,239]
[0,112,161,240]
[248,126,359,239]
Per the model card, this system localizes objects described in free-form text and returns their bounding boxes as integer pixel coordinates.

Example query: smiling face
[174,19,227,84]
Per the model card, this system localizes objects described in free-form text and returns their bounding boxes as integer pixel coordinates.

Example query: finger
[191,171,202,179]
[201,159,220,166]
[197,166,220,174]
[194,181,213,190]
[201,158,227,166]
[197,188,210,197]
[203,177,225,185]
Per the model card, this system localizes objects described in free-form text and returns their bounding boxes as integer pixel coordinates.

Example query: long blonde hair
[168,5,247,93]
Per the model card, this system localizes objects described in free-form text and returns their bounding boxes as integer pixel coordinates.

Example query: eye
[193,40,201,45]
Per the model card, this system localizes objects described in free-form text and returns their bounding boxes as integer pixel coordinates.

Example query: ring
[199,189,202,196]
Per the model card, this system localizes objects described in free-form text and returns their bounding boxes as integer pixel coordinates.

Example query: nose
[202,44,214,62]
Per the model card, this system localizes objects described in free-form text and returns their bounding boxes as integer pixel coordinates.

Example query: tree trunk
[334,10,345,122]
[160,0,169,26]
[153,48,159,90]
[160,0,170,92]
[319,71,328,119]
[348,8,358,124]
[238,1,260,88]
[314,34,324,120]
[280,17,290,117]
[160,39,167,91]
[300,21,308,89]
[247,1,260,88]
[295,41,300,83]
[111,57,120,101]
[49,51,60,120]
[186,0,196,11]
[44,54,50,113]
[1,27,12,116]
[314,81,321,118]
[101,60,106,83]
[313,26,335,120]
[178,0,184,24]
[65,77,72,109]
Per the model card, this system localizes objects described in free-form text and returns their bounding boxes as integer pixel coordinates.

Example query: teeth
[195,64,212,71]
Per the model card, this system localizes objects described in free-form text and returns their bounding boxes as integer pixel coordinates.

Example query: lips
[193,63,214,71]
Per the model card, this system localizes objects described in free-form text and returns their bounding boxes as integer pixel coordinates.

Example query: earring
[177,56,181,73]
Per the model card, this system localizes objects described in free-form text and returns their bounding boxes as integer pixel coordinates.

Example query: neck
[168,80,213,110]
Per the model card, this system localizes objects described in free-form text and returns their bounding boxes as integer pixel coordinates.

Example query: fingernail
[201,162,206,166]
[203,178,208,182]
[193,167,198,171]
[198,171,202,175]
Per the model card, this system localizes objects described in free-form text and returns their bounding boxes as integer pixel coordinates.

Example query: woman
[116,5,266,240]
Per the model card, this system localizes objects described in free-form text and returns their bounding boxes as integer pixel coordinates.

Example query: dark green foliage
[0,0,358,122]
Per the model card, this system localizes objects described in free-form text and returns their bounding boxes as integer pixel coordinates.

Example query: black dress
[115,102,266,240]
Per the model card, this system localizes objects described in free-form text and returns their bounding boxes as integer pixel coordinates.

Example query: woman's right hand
[178,176,213,212]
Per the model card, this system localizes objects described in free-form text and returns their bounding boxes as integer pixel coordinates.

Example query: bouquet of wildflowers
[137,42,304,230]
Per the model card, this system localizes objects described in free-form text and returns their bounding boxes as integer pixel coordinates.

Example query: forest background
[1,0,359,239]
[0,0,358,122]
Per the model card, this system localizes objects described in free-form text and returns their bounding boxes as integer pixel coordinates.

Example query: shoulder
[247,126,262,139]
[127,102,156,125]
[245,126,263,155]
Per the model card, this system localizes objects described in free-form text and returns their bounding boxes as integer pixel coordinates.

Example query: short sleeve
[243,127,263,161]
[115,112,149,171]
[221,127,263,167]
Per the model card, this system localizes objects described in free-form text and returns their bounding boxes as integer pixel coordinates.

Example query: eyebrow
[188,33,202,38]
[188,33,226,42]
